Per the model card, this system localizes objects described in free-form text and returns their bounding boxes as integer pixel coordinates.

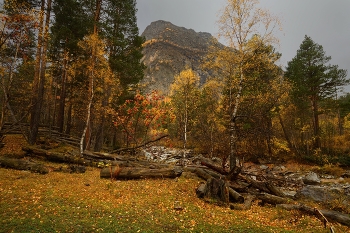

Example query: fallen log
[100,166,183,179]
[228,187,244,203]
[266,181,286,198]
[199,157,228,175]
[230,194,255,210]
[0,157,49,174]
[191,167,212,180]
[228,181,250,193]
[277,204,350,228]
[257,193,291,205]
[22,146,98,167]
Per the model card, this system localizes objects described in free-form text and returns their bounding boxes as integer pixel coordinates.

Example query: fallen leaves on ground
[0,167,347,233]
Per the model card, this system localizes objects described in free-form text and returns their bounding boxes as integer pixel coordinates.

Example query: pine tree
[285,35,348,149]
[103,0,145,96]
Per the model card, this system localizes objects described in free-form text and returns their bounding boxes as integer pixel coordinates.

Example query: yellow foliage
[344,113,350,130]
[170,68,200,96]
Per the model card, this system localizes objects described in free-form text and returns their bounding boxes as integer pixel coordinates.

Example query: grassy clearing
[0,135,348,232]
[0,167,348,233]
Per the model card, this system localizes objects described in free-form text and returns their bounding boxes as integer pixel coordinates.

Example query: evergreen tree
[103,0,145,97]
[285,35,348,149]
[49,0,91,133]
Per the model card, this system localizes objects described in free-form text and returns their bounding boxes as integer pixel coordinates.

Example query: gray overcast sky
[136,0,350,92]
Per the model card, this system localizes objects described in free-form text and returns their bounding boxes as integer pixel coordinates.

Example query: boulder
[303,171,321,185]
[296,185,334,202]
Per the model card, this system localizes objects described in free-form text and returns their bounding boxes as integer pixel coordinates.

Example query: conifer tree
[285,35,348,149]
[103,0,145,98]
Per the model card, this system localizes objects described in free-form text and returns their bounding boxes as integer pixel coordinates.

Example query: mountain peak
[140,21,220,94]
[141,20,214,51]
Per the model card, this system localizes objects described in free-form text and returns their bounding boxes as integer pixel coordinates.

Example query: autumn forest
[1,0,350,168]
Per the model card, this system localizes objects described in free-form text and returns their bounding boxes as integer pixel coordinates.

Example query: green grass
[0,166,346,233]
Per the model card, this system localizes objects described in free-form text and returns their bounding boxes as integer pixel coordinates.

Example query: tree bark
[229,65,244,170]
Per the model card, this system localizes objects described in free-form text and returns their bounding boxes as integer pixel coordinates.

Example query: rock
[141,146,194,164]
[272,165,286,172]
[260,165,269,170]
[303,172,321,185]
[296,185,334,202]
[281,190,297,199]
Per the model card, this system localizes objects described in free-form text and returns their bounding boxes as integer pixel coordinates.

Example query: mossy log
[100,166,183,179]
[0,157,49,174]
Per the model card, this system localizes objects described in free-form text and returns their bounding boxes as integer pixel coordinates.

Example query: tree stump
[196,177,230,205]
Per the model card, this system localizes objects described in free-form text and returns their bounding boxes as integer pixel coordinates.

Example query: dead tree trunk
[22,146,98,167]
[0,157,49,174]
[257,193,290,205]
[100,166,183,180]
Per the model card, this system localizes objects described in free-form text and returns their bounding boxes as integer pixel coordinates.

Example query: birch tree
[170,69,200,150]
[216,0,281,168]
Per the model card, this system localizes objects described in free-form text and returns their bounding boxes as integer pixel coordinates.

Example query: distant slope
[140,20,220,95]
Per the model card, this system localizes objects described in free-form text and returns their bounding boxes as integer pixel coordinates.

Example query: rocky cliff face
[140,20,219,95]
